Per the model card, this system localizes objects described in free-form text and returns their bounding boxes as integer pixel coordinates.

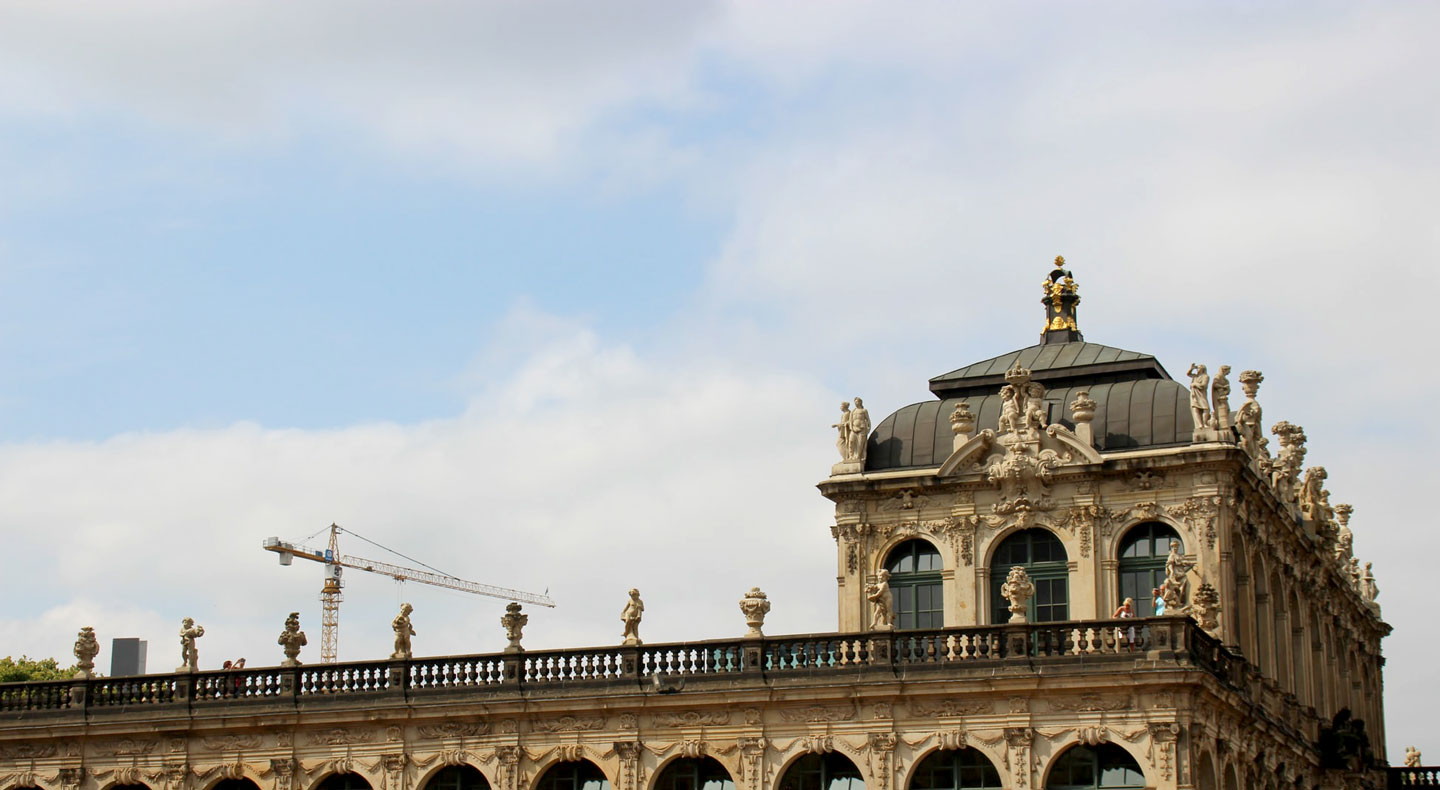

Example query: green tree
[0,655,76,683]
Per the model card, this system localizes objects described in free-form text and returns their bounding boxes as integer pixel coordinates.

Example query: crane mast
[264,523,554,663]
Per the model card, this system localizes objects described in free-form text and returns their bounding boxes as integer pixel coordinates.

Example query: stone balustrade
[0,615,1223,718]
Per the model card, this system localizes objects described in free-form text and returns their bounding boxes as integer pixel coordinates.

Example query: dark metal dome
[867,342,1195,471]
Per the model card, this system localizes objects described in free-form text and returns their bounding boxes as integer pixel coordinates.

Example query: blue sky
[0,1,1437,762]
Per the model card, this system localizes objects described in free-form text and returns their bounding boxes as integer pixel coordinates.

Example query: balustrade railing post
[68,679,87,712]
[388,660,410,699]
[620,646,642,685]
[1003,624,1030,660]
[174,674,194,712]
[502,652,524,688]
[741,638,764,675]
[866,632,891,666]
[281,666,299,702]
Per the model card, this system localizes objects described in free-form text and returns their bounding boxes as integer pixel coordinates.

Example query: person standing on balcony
[1112,598,1137,649]
[1152,587,1166,616]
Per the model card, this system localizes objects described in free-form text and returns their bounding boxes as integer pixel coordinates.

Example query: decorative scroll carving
[613,742,643,790]
[1147,723,1181,781]
[653,711,730,727]
[778,705,854,723]
[801,736,833,754]
[907,699,992,717]
[200,734,263,751]
[1004,728,1034,789]
[494,747,522,790]
[417,722,488,739]
[93,738,159,756]
[1047,693,1131,712]
[532,715,606,733]
[306,728,380,746]
[879,490,930,512]
[0,744,55,760]
[738,737,768,789]
[1170,495,1221,550]
[866,733,897,790]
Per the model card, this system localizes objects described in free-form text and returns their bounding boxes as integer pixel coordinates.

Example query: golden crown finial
[1054,255,1065,268]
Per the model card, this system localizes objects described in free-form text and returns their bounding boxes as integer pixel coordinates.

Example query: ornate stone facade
[0,260,1390,790]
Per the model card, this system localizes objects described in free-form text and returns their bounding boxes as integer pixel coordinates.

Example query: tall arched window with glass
[1117,522,1182,617]
[988,529,1068,624]
[884,539,944,630]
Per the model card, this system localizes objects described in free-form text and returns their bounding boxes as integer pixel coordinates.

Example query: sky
[0,0,1436,764]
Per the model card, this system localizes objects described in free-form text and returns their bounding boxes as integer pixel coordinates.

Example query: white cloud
[0,315,838,669]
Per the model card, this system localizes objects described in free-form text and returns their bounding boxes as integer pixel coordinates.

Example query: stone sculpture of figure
[277,612,307,667]
[501,602,528,652]
[391,603,415,659]
[848,398,871,462]
[1347,558,1361,591]
[739,587,771,638]
[1211,365,1232,430]
[178,617,205,672]
[1360,562,1378,603]
[866,570,894,630]
[1405,746,1422,768]
[831,401,852,461]
[1187,364,1210,433]
[1334,504,1355,562]
[1023,382,1048,431]
[998,385,1021,434]
[1298,467,1328,523]
[1161,541,1192,609]
[1233,369,1266,457]
[621,588,645,646]
[73,627,99,678]
[1000,566,1035,624]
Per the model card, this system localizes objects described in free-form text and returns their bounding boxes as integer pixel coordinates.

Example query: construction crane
[263,523,555,663]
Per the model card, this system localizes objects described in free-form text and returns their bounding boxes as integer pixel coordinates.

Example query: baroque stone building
[0,260,1392,790]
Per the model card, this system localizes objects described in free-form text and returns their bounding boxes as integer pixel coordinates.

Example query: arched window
[910,748,1002,790]
[1117,522,1181,617]
[885,539,944,629]
[989,529,1068,624]
[536,762,609,790]
[655,758,734,790]
[422,766,489,790]
[1045,744,1145,789]
[317,776,372,790]
[778,753,864,790]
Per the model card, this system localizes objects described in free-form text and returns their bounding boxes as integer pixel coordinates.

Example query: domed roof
[865,259,1197,471]
[867,360,1195,471]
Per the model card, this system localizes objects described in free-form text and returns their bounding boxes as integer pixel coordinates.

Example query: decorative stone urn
[739,588,771,638]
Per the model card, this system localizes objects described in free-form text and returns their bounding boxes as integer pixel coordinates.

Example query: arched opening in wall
[536,761,609,790]
[421,766,489,790]
[1310,603,1327,716]
[655,758,734,790]
[1233,542,1252,655]
[1193,753,1218,790]
[1116,522,1181,616]
[885,539,944,630]
[1222,763,1239,790]
[1044,744,1144,789]
[777,753,864,790]
[1270,571,1290,691]
[989,528,1068,624]
[212,781,261,790]
[1251,552,1269,676]
[909,747,1002,790]
[317,775,373,790]
[1288,588,1307,706]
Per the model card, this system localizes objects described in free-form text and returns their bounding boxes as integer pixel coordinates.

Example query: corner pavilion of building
[0,260,1399,790]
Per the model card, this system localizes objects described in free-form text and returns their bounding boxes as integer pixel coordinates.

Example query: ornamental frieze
[92,738,158,756]
[652,710,729,728]
[417,722,488,739]
[305,728,380,746]
[777,704,854,723]
[907,698,992,716]
[199,734,263,751]
[531,715,606,733]
[1046,693,1131,712]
